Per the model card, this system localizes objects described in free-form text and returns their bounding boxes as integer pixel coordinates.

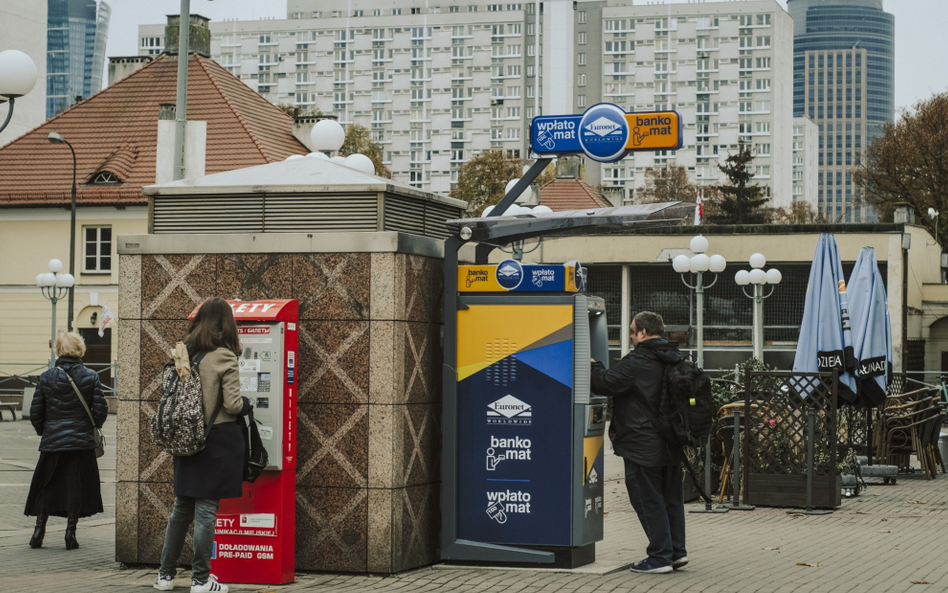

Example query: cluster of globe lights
[480,172,554,217]
[283,119,376,175]
[671,236,727,275]
[35,259,74,289]
[735,252,783,287]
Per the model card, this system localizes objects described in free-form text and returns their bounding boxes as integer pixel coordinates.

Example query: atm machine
[189,299,298,585]
[448,260,610,567]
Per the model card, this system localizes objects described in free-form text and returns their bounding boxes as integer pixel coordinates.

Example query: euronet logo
[584,116,622,137]
[487,395,532,425]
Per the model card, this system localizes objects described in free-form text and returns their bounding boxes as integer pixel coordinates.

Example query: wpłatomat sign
[531,103,683,163]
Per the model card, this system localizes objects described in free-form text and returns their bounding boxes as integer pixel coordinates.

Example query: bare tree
[637,165,697,204]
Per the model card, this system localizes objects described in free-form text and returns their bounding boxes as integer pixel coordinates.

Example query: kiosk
[190,299,298,585]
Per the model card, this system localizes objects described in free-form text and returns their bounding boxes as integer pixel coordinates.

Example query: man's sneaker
[672,556,689,570]
[629,558,673,574]
[190,574,228,592]
[153,573,175,591]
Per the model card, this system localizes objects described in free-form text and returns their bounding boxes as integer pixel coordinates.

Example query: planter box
[746,473,841,509]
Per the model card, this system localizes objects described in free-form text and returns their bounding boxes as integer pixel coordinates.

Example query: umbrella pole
[789,401,832,515]
[866,407,873,466]
[721,406,754,511]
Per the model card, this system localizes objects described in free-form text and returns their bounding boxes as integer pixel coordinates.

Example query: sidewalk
[2,416,946,593]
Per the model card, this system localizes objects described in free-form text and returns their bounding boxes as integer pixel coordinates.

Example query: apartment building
[139,0,797,205]
[792,116,818,214]
[140,1,541,196]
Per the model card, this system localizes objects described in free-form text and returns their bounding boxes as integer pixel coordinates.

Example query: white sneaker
[153,573,175,591]
[190,574,228,592]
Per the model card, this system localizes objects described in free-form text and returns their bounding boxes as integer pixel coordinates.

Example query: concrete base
[445,543,596,570]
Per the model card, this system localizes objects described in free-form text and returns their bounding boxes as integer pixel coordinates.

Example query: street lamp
[36,259,74,369]
[47,132,78,331]
[674,237,728,515]
[671,235,727,369]
[0,49,38,135]
[735,253,782,362]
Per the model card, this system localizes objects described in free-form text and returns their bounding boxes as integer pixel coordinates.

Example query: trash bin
[940,432,948,466]
[22,387,33,420]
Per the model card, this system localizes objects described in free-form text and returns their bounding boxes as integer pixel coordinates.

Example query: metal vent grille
[263,195,378,232]
[152,196,264,234]
[385,195,462,239]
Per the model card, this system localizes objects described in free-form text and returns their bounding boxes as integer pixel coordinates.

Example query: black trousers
[623,459,687,565]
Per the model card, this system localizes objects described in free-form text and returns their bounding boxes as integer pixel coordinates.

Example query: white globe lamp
[765,268,783,285]
[285,154,305,161]
[735,270,751,286]
[329,155,346,165]
[482,205,495,217]
[709,254,727,273]
[749,268,767,285]
[39,273,56,287]
[343,153,376,175]
[56,273,75,288]
[0,50,38,98]
[672,255,692,274]
[48,259,63,273]
[505,178,533,203]
[310,119,345,152]
[689,235,709,254]
[749,253,767,269]
[690,253,711,273]
[532,205,553,215]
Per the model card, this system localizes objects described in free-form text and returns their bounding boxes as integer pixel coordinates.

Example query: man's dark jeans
[623,459,686,565]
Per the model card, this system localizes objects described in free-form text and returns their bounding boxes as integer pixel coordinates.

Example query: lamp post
[672,236,727,369]
[674,236,728,515]
[47,132,78,331]
[0,49,38,135]
[36,259,75,369]
[734,253,782,362]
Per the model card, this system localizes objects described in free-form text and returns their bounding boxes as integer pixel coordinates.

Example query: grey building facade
[46,0,110,118]
[787,0,894,223]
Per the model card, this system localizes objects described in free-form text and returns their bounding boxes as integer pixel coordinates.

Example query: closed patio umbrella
[792,233,857,401]
[848,246,892,408]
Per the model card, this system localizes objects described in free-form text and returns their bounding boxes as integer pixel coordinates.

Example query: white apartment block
[583,1,794,208]
[139,0,797,205]
[140,0,542,195]
[792,116,818,213]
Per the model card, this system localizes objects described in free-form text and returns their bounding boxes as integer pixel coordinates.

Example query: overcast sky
[103,0,946,114]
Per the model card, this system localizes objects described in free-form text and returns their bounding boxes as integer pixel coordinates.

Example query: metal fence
[0,362,118,399]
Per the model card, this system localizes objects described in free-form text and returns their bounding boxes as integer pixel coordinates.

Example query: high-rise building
[139,0,798,203]
[46,0,111,118]
[792,116,818,213]
[787,0,894,223]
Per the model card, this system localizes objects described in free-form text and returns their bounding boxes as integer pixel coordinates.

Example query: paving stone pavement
[2,416,946,593]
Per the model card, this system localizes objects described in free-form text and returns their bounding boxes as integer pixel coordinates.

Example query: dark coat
[31,357,108,452]
[591,338,682,467]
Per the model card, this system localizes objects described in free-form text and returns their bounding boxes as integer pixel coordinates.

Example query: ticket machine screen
[238,323,288,470]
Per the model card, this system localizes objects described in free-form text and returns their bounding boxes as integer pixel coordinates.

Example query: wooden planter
[745,473,841,509]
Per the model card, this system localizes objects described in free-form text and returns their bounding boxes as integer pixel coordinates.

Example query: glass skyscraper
[788,0,894,222]
[46,0,111,118]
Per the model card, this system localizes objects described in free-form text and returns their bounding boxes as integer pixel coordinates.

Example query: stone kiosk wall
[115,233,443,573]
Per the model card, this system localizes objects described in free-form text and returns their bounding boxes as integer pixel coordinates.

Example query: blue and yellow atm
[448,259,609,567]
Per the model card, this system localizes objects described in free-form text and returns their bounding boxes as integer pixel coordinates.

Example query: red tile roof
[538,177,612,211]
[0,54,307,208]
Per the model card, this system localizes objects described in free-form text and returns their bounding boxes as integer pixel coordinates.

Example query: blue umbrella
[792,234,857,401]
[847,247,891,407]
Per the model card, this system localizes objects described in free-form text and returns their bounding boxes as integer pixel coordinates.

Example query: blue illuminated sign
[578,103,630,162]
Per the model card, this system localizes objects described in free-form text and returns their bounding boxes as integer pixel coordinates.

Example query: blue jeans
[623,459,686,565]
[159,496,220,583]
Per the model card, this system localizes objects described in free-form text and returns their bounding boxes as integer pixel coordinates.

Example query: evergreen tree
[705,143,770,224]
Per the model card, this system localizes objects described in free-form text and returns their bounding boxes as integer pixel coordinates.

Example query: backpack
[635,352,716,503]
[239,406,269,483]
[150,350,222,457]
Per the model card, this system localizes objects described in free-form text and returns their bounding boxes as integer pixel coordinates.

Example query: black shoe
[629,558,673,574]
[672,556,689,570]
[29,514,48,549]
[65,515,79,550]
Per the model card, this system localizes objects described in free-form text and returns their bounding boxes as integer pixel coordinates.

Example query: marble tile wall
[116,250,443,574]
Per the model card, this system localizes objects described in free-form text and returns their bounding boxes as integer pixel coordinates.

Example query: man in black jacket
[591,311,686,574]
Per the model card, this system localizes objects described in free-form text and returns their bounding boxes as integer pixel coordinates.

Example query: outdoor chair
[882,401,940,477]
[923,410,946,477]
[876,393,934,459]
[716,402,761,503]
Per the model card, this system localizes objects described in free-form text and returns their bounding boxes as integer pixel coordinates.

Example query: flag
[98,302,114,337]
[792,234,857,400]
[694,190,703,226]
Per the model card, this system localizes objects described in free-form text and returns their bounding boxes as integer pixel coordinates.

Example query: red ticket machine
[189,299,298,585]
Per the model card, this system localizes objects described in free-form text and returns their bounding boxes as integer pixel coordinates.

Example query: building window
[578,94,586,107]
[578,11,586,24]
[578,73,586,86]
[84,227,112,273]
[578,32,586,45]
[89,171,121,185]
[578,52,586,65]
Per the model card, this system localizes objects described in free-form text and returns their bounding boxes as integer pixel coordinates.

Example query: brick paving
[2,416,946,593]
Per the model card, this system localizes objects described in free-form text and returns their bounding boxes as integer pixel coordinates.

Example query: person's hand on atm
[239,396,253,416]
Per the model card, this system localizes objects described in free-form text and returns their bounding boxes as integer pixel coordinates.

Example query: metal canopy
[445,202,695,247]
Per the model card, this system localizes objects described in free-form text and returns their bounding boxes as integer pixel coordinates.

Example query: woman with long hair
[154,298,247,593]
[25,331,108,549]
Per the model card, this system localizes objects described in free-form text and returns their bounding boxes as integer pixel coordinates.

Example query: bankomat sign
[531,102,682,162]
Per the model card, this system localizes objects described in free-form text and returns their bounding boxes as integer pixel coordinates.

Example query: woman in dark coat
[25,331,108,549]
[154,297,248,593]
